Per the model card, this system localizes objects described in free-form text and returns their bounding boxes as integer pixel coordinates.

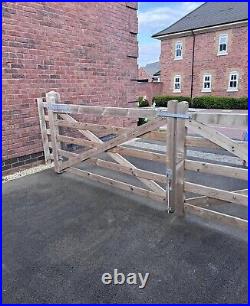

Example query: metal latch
[166,168,174,214]
[157,110,192,120]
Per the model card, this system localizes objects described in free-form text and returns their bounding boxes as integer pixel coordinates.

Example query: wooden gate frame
[37,91,248,229]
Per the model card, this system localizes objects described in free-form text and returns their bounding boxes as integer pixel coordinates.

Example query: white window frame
[174,41,183,60]
[227,71,239,92]
[201,74,212,92]
[173,75,181,93]
[218,34,228,56]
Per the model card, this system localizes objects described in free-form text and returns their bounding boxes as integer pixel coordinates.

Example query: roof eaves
[153,19,248,40]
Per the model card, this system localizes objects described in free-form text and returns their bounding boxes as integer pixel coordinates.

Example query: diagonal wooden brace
[187,120,248,163]
[59,114,165,194]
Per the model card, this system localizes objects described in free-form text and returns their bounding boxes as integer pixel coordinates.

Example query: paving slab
[2,168,248,304]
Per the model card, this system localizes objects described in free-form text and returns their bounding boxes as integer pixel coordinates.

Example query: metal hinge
[157,110,192,120]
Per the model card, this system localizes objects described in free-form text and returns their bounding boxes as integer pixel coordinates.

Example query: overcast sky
[138,2,203,67]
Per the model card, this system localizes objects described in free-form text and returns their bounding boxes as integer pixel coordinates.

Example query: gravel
[2,163,53,183]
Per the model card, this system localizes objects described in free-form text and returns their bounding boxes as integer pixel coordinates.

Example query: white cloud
[138,2,204,66]
[138,41,161,67]
[138,2,203,34]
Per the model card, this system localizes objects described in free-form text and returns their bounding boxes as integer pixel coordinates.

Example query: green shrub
[138,96,149,107]
[137,117,148,126]
[152,95,192,107]
[152,95,248,109]
[137,97,149,126]
[191,96,248,109]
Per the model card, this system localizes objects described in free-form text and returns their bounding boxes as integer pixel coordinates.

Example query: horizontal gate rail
[185,160,248,181]
[184,182,247,206]
[67,167,166,203]
[184,203,247,231]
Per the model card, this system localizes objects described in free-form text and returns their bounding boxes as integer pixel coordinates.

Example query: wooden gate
[37,91,248,230]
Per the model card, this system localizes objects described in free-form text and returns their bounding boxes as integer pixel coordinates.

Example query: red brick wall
[2,2,138,170]
[138,67,150,81]
[160,25,248,97]
[161,35,193,97]
[137,82,163,104]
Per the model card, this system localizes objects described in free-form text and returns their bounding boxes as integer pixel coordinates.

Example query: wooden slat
[46,92,62,173]
[59,114,165,194]
[60,117,166,170]
[186,136,220,149]
[56,119,166,142]
[56,119,126,134]
[187,120,248,163]
[185,160,248,180]
[234,189,248,195]
[185,196,208,206]
[58,149,166,183]
[140,131,166,142]
[88,158,166,183]
[44,102,160,118]
[184,182,248,206]
[185,189,248,207]
[67,167,166,203]
[57,135,96,148]
[111,146,165,163]
[37,98,51,163]
[58,149,79,158]
[184,203,248,231]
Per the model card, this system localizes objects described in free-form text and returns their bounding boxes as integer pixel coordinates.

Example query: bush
[137,96,149,126]
[137,117,148,126]
[191,96,248,109]
[152,95,192,107]
[138,96,149,107]
[152,95,248,109]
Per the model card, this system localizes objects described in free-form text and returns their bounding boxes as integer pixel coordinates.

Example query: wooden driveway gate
[38,91,248,230]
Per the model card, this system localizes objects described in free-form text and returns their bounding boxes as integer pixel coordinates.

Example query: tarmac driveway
[2,169,248,303]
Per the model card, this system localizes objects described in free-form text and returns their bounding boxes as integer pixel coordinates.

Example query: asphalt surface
[2,167,248,304]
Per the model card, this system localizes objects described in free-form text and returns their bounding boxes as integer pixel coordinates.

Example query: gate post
[46,91,62,173]
[166,100,178,212]
[166,100,188,216]
[37,97,51,164]
[175,101,189,216]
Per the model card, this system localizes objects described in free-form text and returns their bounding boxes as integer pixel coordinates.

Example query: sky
[138,2,204,67]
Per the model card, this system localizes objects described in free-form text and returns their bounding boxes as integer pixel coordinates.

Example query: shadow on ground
[2,169,248,303]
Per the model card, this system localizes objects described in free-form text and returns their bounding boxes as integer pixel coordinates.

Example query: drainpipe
[190,30,196,99]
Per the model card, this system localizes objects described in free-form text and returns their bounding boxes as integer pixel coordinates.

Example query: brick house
[153,2,248,98]
[2,2,138,173]
[138,61,160,82]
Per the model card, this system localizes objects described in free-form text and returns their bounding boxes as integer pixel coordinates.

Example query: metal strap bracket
[47,103,72,113]
[166,168,174,213]
[157,110,192,120]
[166,168,172,179]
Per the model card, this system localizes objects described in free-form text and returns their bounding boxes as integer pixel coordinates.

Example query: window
[227,71,239,91]
[218,34,228,55]
[173,75,181,92]
[202,74,212,92]
[175,42,183,60]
